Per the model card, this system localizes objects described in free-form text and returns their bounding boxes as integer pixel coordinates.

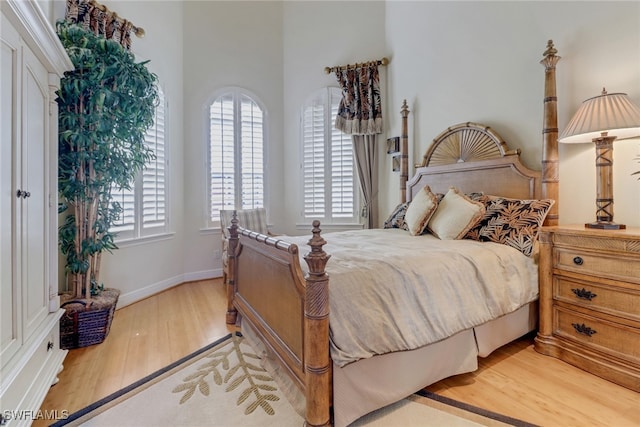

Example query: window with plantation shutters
[142,87,167,231]
[208,88,265,226]
[111,86,168,240]
[301,88,357,224]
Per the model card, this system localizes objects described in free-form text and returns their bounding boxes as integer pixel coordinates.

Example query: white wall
[181,1,284,278]
[384,1,640,228]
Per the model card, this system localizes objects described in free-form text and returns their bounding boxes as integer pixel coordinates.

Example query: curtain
[335,65,383,135]
[65,0,134,50]
[334,63,382,228]
[353,134,378,229]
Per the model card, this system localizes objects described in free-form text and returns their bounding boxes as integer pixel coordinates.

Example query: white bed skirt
[241,301,537,427]
[333,329,478,427]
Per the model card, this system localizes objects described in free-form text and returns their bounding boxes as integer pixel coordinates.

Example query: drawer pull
[572,256,584,266]
[571,288,597,301]
[572,323,597,337]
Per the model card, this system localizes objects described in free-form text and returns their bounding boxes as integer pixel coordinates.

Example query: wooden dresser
[534,225,640,392]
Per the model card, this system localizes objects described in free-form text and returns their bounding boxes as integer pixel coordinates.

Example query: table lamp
[559,88,640,229]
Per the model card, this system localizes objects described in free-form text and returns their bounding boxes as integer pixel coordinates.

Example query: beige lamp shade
[559,89,640,143]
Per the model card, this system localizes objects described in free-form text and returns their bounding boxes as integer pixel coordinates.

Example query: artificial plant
[56,21,158,299]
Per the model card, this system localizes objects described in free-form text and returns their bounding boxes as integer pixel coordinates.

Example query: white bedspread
[285,228,539,367]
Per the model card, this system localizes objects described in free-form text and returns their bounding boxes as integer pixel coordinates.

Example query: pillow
[383,202,410,231]
[404,185,439,236]
[465,195,555,257]
[427,187,485,240]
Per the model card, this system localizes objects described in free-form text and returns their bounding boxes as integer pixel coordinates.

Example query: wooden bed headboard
[406,122,541,201]
[399,40,560,225]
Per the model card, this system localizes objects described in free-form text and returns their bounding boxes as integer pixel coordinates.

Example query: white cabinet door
[0,12,21,367]
[1,11,51,363]
[1,2,72,420]
[21,42,50,339]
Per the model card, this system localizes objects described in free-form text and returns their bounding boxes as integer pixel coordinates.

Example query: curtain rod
[89,0,145,37]
[324,57,389,74]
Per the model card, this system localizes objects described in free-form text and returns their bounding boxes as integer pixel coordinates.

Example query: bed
[225,40,561,427]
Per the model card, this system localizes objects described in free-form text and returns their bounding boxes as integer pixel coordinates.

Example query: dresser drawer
[554,306,640,363]
[554,248,640,284]
[554,276,640,322]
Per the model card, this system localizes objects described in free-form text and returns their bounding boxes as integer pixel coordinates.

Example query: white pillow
[404,185,439,236]
[427,187,485,240]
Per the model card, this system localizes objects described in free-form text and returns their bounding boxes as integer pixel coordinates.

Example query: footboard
[226,216,332,427]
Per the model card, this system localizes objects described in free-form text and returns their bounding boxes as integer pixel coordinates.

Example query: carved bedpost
[225,212,239,325]
[400,100,410,203]
[541,40,560,225]
[303,221,331,427]
[534,229,553,350]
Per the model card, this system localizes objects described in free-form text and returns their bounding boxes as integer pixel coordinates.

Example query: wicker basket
[60,288,120,349]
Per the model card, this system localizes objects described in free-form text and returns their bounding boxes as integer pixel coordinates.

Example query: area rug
[51,333,535,427]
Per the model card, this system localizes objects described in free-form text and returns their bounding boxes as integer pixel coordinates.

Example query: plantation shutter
[209,94,236,222]
[330,100,354,218]
[302,101,326,217]
[301,88,356,222]
[240,95,264,210]
[209,89,265,225]
[111,187,135,232]
[110,86,168,239]
[142,88,167,232]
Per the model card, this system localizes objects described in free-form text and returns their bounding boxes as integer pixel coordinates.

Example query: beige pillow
[404,185,439,236]
[428,187,485,240]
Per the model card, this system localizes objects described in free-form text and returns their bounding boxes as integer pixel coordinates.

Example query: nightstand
[534,225,640,392]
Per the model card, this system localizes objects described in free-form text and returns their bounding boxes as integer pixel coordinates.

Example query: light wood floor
[37,279,639,427]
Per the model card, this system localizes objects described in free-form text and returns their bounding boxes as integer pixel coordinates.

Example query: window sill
[114,232,175,248]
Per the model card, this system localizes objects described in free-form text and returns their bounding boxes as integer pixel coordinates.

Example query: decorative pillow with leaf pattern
[383,202,410,230]
[465,195,555,257]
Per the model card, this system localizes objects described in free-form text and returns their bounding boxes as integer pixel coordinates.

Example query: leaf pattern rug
[53,333,532,426]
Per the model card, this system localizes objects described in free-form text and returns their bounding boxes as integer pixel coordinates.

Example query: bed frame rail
[227,217,332,427]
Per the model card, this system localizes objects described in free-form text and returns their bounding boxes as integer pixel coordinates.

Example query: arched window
[300,87,357,224]
[208,88,265,226]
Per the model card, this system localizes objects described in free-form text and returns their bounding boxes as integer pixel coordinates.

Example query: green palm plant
[56,21,158,299]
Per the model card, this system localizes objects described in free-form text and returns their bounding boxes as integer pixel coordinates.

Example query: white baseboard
[184,268,222,283]
[116,269,223,309]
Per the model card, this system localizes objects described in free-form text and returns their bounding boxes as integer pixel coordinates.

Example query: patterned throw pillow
[383,202,410,231]
[465,196,555,257]
[427,187,485,240]
[404,185,439,236]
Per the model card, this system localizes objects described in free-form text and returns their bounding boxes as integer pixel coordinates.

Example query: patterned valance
[65,0,140,50]
[334,63,383,135]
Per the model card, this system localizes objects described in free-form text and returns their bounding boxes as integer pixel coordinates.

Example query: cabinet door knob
[573,256,583,266]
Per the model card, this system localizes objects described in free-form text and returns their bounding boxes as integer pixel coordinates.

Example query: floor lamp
[559,88,640,230]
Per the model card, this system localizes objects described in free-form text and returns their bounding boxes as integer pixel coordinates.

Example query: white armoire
[1,1,73,425]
